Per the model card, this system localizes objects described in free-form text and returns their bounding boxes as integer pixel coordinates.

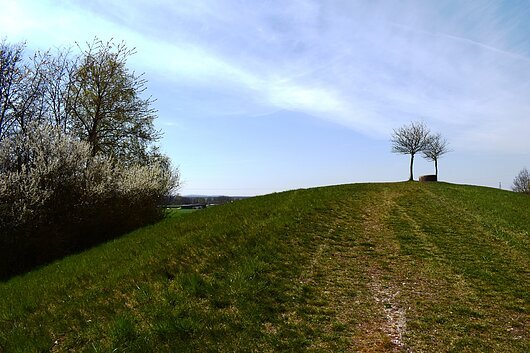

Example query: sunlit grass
[0,182,528,352]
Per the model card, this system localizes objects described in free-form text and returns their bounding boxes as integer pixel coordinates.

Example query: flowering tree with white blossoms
[0,38,179,277]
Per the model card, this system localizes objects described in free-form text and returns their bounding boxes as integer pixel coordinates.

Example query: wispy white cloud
[2,0,530,153]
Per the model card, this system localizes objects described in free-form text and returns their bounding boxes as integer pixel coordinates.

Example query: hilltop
[0,182,528,352]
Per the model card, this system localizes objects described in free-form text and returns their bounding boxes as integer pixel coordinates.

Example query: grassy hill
[0,182,528,352]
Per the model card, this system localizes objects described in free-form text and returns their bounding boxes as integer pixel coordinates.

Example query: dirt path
[281,184,529,352]
[358,188,411,352]
[290,187,412,352]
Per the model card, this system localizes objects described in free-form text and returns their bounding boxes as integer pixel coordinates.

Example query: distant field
[165,208,199,217]
[0,182,528,352]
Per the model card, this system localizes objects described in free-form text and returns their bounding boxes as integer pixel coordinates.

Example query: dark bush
[0,124,176,279]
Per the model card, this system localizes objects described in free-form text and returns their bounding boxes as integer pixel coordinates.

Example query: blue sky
[2,0,530,195]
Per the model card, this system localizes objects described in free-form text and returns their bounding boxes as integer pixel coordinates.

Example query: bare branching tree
[422,133,449,177]
[36,47,78,133]
[512,168,530,194]
[0,41,54,139]
[12,52,49,134]
[0,40,25,141]
[391,121,430,181]
[2,39,160,165]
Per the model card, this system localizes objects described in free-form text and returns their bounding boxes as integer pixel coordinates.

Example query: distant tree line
[391,121,450,181]
[0,38,178,278]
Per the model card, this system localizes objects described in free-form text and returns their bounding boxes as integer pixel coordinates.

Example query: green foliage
[68,39,160,163]
[0,182,528,352]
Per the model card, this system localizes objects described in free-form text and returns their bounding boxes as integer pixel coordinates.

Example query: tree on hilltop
[391,121,431,181]
[422,132,450,178]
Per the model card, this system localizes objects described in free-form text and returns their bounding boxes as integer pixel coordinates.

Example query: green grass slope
[0,182,528,352]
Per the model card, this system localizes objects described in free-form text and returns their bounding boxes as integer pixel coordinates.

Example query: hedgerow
[0,124,176,278]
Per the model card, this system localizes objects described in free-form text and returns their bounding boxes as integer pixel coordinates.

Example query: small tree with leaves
[422,133,449,178]
[512,168,530,194]
[391,121,431,181]
[68,39,159,164]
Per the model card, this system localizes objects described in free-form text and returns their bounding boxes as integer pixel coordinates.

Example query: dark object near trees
[419,175,437,182]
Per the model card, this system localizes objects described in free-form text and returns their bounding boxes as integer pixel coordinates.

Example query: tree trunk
[435,158,438,177]
[409,154,414,181]
[88,125,99,157]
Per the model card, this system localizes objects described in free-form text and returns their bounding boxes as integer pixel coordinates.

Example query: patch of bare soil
[369,276,409,352]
